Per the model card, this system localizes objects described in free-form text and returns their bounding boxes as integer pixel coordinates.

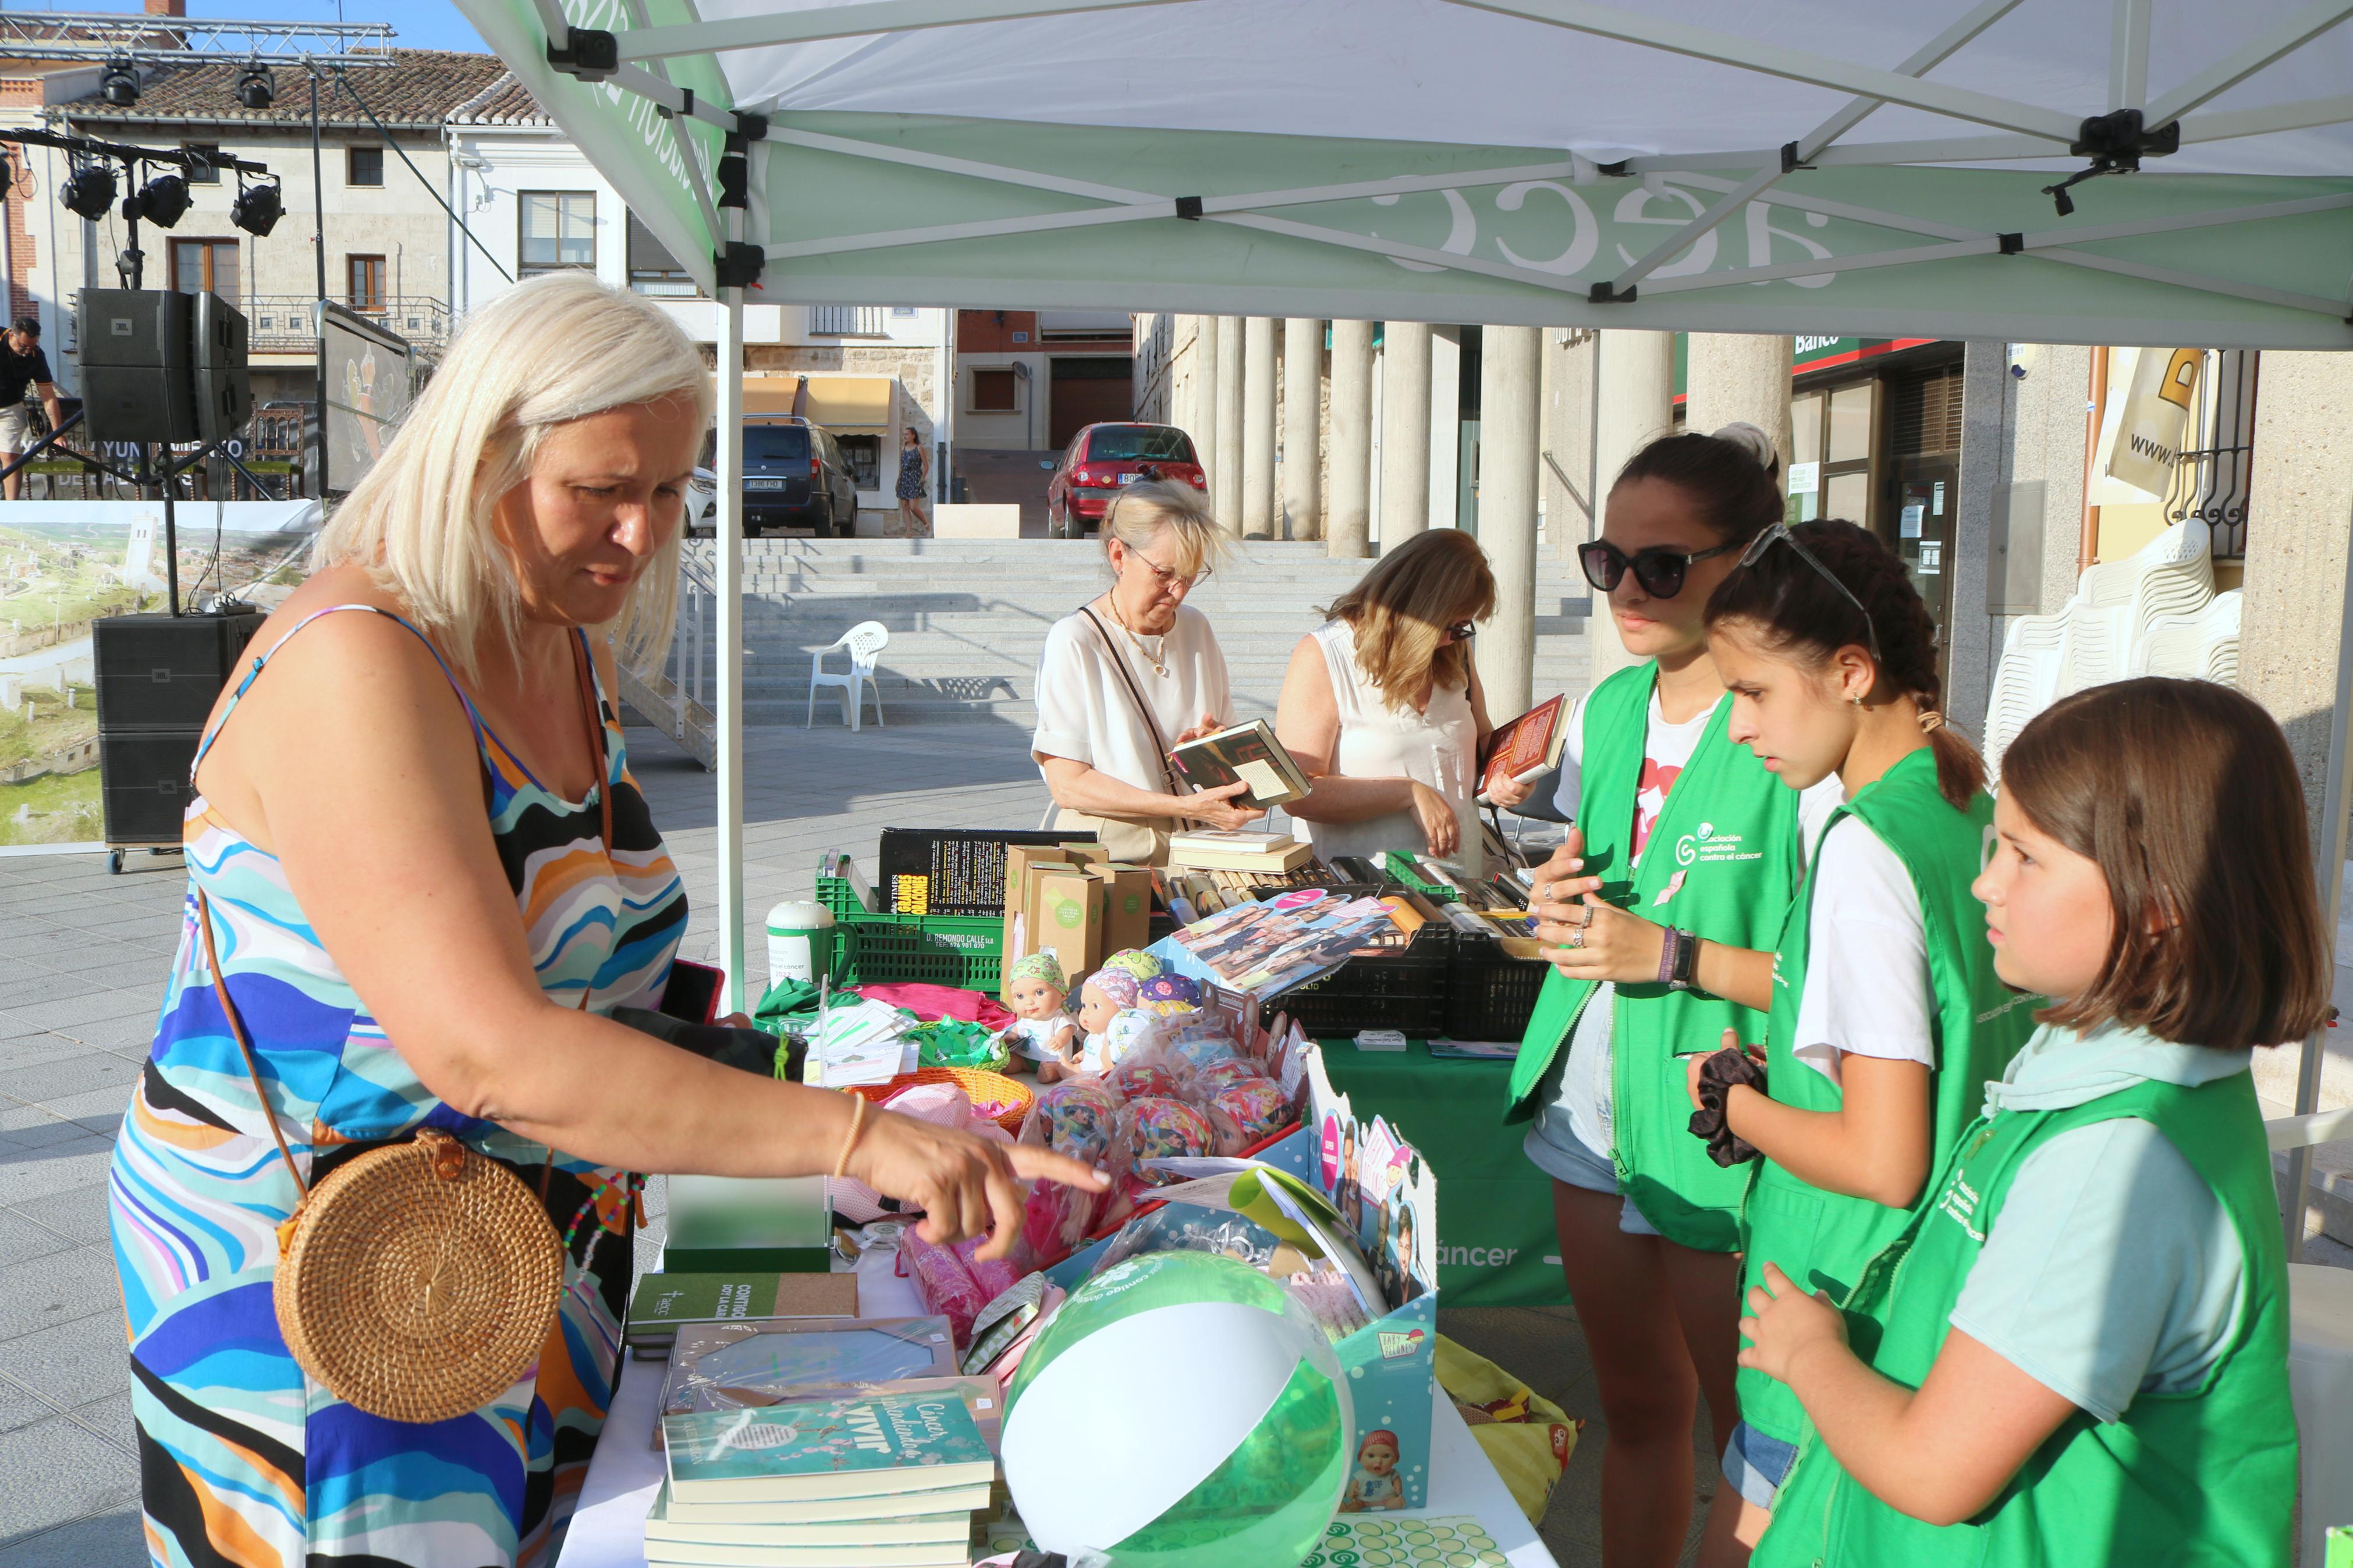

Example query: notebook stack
[652,1390,998,1567]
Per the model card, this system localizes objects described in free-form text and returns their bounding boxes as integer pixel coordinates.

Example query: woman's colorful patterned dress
[110,606,688,1567]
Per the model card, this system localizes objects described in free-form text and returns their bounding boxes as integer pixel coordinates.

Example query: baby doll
[1002,952,1081,1080]
[1075,968,1165,1075]
[1339,1429,1404,1512]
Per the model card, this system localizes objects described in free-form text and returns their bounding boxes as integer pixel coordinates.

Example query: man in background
[0,317,65,501]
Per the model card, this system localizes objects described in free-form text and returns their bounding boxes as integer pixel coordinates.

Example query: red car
[1046,422,1207,537]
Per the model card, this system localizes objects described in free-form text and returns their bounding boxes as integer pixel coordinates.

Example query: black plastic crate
[1445,934,1550,1042]
[1256,919,1451,1037]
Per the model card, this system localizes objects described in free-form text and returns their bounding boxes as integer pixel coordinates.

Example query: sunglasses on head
[1737,523,1882,664]
[1577,536,1744,600]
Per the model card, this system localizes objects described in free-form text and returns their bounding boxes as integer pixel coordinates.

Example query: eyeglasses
[1737,524,1882,665]
[1577,537,1744,600]
[1444,621,1477,642]
[1127,550,1209,591]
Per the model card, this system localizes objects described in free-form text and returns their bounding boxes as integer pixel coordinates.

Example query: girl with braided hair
[1685,518,2036,1563]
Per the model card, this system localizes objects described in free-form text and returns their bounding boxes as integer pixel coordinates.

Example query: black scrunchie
[1687,1045,1768,1167]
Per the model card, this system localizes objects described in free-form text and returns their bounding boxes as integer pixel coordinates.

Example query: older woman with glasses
[1031,479,1262,864]
[1275,528,1532,878]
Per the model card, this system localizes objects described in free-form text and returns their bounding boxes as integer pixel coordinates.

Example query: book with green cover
[625,1272,861,1352]
[663,1391,996,1504]
[645,1481,974,1549]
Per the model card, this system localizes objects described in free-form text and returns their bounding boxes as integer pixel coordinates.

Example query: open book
[1169,719,1312,808]
[1477,694,1568,802]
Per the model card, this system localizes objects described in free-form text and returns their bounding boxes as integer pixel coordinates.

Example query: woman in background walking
[896,425,932,536]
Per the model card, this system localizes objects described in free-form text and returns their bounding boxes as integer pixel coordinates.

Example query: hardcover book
[660,1317,959,1424]
[1477,694,1568,801]
[625,1272,861,1354]
[1169,720,1312,808]
[645,1480,978,1549]
[663,1390,997,1504]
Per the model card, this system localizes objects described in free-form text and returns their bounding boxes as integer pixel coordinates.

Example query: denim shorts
[1722,1420,1800,1510]
[1520,1111,1662,1238]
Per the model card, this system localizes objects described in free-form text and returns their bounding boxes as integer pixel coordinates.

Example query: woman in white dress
[1276,529,1535,877]
[1031,479,1264,865]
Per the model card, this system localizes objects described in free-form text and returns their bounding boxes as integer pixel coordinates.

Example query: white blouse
[1031,602,1234,799]
[1291,618,1482,877]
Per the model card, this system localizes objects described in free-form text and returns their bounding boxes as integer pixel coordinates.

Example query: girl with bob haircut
[1276,527,1534,877]
[112,272,1102,1568]
[1743,677,2320,1568]
[1031,478,1259,865]
[1510,425,1843,1568]
[1685,519,2035,1562]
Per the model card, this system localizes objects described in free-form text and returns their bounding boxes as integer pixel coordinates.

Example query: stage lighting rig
[229,174,281,237]
[129,169,190,227]
[235,63,274,110]
[99,58,138,108]
[59,158,116,220]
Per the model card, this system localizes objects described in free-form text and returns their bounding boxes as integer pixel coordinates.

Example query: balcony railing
[244,296,453,354]
[810,305,888,337]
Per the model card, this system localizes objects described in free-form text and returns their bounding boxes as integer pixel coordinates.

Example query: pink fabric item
[851,982,1014,1030]
[825,1082,1014,1221]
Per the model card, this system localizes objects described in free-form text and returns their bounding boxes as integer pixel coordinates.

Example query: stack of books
[1167,827,1315,874]
[624,1271,861,1360]
[652,1389,997,1567]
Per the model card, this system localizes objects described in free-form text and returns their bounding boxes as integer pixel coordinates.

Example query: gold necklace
[1106,597,1169,677]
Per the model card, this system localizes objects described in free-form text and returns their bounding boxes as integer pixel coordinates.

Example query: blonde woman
[1277,528,1535,877]
[111,273,1101,1568]
[1032,478,1262,865]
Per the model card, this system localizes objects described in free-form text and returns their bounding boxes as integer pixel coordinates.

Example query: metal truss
[0,11,396,66]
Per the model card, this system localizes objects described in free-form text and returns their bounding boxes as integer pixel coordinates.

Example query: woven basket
[846,1066,1035,1133]
[275,1130,565,1424]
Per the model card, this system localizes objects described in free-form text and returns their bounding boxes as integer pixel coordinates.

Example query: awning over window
[739,374,895,430]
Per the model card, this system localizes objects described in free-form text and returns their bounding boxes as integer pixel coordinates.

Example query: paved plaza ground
[0,715,2338,1565]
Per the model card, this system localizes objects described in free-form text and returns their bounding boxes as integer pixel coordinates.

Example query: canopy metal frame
[509,0,2353,1256]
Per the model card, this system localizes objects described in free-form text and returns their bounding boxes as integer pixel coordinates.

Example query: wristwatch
[1659,926,1703,993]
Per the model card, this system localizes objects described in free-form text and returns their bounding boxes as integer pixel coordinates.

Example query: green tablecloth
[1321,1038,1570,1309]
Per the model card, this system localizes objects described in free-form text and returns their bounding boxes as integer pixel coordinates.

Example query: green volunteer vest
[1504,662,1804,1252]
[1756,1064,2297,1568]
[1735,749,2039,1445]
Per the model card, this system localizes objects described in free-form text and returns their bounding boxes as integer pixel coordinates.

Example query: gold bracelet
[832,1095,869,1180]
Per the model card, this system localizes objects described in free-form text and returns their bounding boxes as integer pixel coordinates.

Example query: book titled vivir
[662,1391,996,1505]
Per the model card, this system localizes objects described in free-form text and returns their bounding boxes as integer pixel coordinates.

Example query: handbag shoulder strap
[1077,605,1184,797]
[195,890,310,1203]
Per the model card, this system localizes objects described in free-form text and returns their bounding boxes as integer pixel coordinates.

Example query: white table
[556,1248,1559,1568]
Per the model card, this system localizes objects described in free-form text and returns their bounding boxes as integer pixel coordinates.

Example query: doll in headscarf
[1075,965,1166,1075]
[1002,951,1081,1080]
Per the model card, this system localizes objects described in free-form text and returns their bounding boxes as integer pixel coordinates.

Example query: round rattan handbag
[184,634,618,1423]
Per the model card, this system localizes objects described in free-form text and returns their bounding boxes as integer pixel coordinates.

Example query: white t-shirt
[1786,815,1935,1086]
[1031,602,1234,799]
[1535,689,1840,1159]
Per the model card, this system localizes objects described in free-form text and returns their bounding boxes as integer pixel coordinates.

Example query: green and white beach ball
[1003,1250,1353,1566]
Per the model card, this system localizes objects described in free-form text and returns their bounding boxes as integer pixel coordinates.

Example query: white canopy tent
[450,0,2353,1243]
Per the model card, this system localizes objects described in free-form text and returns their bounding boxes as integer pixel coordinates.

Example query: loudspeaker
[93,611,264,733]
[100,728,202,846]
[192,293,251,444]
[78,289,196,444]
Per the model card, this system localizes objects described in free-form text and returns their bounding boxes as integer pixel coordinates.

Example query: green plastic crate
[816,873,1003,992]
[1379,851,1461,904]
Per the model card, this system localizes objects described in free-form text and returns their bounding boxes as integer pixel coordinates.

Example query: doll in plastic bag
[1074,968,1166,1075]
[1113,1095,1213,1187]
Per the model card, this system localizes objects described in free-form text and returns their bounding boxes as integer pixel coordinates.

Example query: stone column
[1379,321,1433,547]
[1328,320,1376,558]
[1476,326,1543,715]
[1685,332,1794,472]
[1283,317,1324,541]
[1429,327,1463,529]
[1213,315,1244,535]
[1943,340,2011,745]
[1243,317,1280,539]
[1190,315,1220,492]
[1588,330,1677,689]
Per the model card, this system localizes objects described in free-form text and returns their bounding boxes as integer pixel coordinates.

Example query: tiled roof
[449,70,549,126]
[61,49,507,129]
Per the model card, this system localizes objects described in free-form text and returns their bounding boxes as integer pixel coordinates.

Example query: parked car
[1046,422,1207,538]
[742,416,861,538]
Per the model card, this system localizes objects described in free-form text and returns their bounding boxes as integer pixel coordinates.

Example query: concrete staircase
[675,536,1603,728]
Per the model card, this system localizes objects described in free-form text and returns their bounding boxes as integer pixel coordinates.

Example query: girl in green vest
[1513,424,1841,1568]
[1681,520,2037,1564]
[1740,677,2320,1568]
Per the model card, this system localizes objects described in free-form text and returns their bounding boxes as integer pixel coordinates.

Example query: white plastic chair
[806,620,888,731]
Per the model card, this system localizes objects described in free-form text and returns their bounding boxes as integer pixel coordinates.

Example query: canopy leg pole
[715,279,748,1015]
[2285,513,2353,1258]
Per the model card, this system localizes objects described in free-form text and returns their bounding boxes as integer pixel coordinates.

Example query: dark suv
[743,417,860,538]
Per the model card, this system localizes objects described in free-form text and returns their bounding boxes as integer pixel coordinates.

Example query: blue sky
[31,0,494,57]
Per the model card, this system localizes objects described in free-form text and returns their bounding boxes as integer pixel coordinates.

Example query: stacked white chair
[1984,519,2228,781]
